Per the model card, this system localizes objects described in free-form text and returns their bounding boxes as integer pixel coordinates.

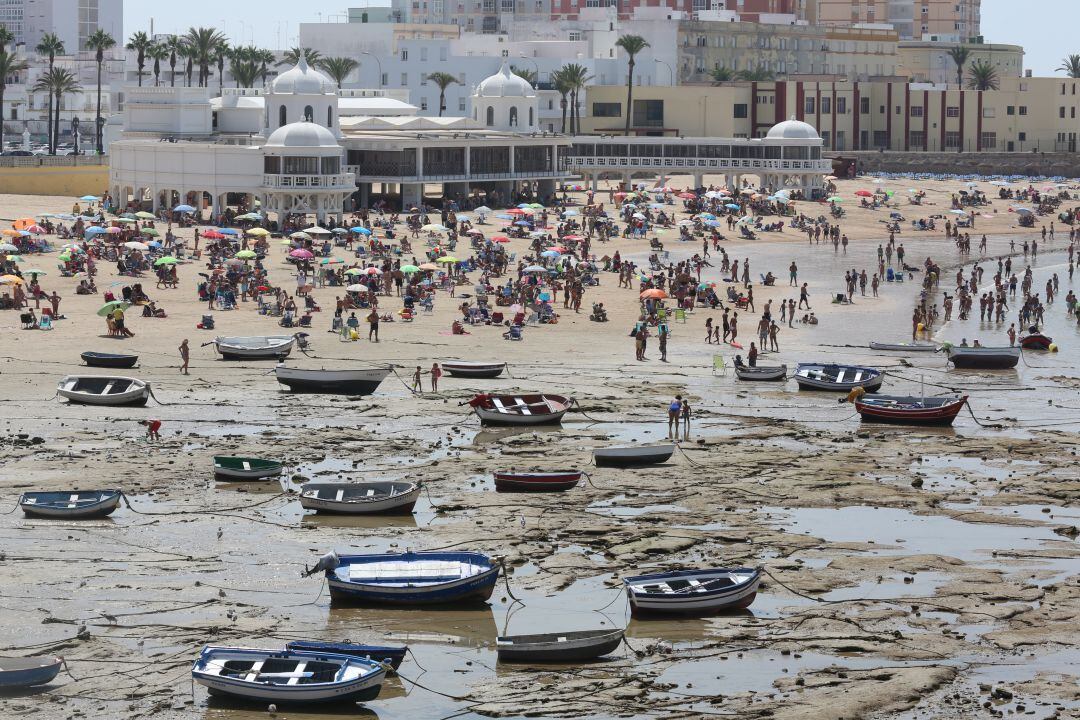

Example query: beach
[0,174,1078,720]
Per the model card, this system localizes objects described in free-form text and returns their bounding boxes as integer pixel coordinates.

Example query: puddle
[823,572,951,602]
[589,494,690,518]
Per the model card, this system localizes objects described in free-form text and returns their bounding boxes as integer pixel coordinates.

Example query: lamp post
[518,53,539,79]
[654,57,673,85]
[362,51,383,87]
[71,117,80,155]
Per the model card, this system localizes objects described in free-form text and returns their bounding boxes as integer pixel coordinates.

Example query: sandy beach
[0,174,1078,720]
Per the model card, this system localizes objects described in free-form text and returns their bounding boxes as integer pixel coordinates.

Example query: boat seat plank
[514,397,531,415]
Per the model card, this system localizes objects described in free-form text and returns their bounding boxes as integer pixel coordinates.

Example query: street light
[362,51,383,87]
[518,53,539,78]
[654,58,673,85]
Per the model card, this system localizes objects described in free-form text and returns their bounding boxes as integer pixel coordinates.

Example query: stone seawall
[825,151,1080,178]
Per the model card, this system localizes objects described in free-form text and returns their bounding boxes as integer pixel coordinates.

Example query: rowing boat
[57,375,150,406]
[213,456,283,481]
[440,361,507,379]
[275,365,391,395]
[0,656,63,687]
[19,490,122,519]
[299,482,420,514]
[946,346,1021,369]
[624,567,761,616]
[794,363,883,392]
[496,628,624,662]
[593,444,675,468]
[213,335,296,360]
[493,470,582,492]
[80,351,139,368]
[854,394,967,426]
[869,341,937,352]
[467,393,572,426]
[734,364,787,381]
[283,641,407,671]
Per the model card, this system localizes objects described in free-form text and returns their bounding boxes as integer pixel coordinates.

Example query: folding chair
[674,308,687,323]
[712,355,727,376]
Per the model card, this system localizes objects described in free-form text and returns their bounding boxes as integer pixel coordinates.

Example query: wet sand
[0,175,1078,720]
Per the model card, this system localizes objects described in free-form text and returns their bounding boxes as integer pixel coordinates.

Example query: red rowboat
[467,393,572,426]
[493,471,582,492]
[1019,333,1053,351]
[854,395,967,426]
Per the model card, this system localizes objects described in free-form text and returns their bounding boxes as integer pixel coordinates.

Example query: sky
[125,0,1076,76]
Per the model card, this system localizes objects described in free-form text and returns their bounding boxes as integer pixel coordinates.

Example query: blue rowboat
[0,656,63,687]
[191,646,385,704]
[284,641,407,671]
[304,551,500,606]
[19,490,122,519]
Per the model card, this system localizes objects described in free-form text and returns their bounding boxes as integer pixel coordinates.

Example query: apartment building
[814,0,980,41]
[898,40,1023,85]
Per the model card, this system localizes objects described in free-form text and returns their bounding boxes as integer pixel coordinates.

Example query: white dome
[476,61,535,98]
[272,56,334,95]
[767,117,819,140]
[264,121,340,148]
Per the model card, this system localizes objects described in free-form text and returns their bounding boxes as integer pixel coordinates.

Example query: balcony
[566,156,831,173]
[262,173,355,189]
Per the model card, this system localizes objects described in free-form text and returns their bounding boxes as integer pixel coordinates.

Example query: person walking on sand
[769,320,780,351]
[367,309,380,342]
[705,317,713,344]
[667,395,682,438]
[178,339,190,375]
[658,323,669,362]
[798,283,811,310]
[1007,323,1016,346]
[430,362,442,391]
[729,312,738,346]
[412,366,423,394]
[789,261,798,286]
[680,398,691,440]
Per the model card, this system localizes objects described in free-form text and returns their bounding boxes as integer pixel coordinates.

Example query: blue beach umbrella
[173,204,196,213]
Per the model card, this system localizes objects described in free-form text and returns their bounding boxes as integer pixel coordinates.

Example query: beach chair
[674,308,688,323]
[503,325,523,341]
[38,315,53,330]
[712,355,727,376]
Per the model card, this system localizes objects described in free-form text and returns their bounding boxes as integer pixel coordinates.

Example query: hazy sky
[126,0,1076,76]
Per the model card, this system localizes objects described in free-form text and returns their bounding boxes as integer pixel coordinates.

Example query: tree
[147,43,168,86]
[560,63,591,134]
[126,31,152,86]
[257,49,276,85]
[227,46,261,88]
[947,46,970,87]
[966,59,999,91]
[278,47,322,67]
[213,40,229,94]
[0,50,29,149]
[709,66,734,83]
[183,27,227,87]
[35,33,65,154]
[510,66,537,86]
[165,36,184,86]
[615,34,649,136]
[0,25,14,54]
[33,68,80,154]
[551,67,572,133]
[317,56,359,87]
[426,71,458,117]
[1058,54,1080,78]
[735,68,775,81]
[86,29,115,154]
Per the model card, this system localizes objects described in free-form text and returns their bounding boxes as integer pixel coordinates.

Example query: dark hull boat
[441,361,507,379]
[855,395,967,426]
[735,364,787,381]
[0,656,63,687]
[624,567,761,617]
[468,393,571,426]
[496,629,624,663]
[1019,334,1053,351]
[80,351,138,369]
[284,641,407,672]
[299,482,420,514]
[947,346,1021,369]
[493,470,582,492]
[795,363,883,392]
[19,490,122,519]
[275,366,391,395]
[593,444,675,468]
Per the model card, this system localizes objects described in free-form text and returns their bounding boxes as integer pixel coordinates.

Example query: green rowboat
[213,456,283,481]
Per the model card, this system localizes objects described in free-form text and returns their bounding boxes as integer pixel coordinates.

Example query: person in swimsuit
[668,395,682,438]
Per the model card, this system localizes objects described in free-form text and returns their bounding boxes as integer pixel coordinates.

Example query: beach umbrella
[115,218,137,224]
[725,204,741,210]
[346,284,366,292]
[523,265,547,273]
[97,300,130,317]
[506,208,527,215]
[0,274,24,285]
[640,288,667,299]
[154,256,178,266]
[772,196,789,204]
[290,231,311,240]
[494,214,513,220]
[436,256,458,264]
[202,230,225,240]
[320,257,343,265]
[513,220,531,226]
[456,214,472,221]
[492,235,509,243]
[549,245,568,253]
[106,226,123,234]
[827,196,843,203]
[344,268,365,275]
[134,211,155,219]
[1012,207,1033,214]
[217,228,239,236]
[632,212,646,220]
[23,224,46,234]
[0,241,18,251]
[421,224,449,233]
[331,228,349,234]
[305,226,331,235]
[401,264,420,273]
[172,204,196,213]
[123,241,149,250]
[140,228,160,237]
[474,205,492,213]
[79,195,100,202]
[365,267,382,275]
[246,227,270,236]
[57,253,72,262]
[22,268,46,276]
[949,209,967,215]
[235,250,258,259]
[562,209,579,217]
[855,190,873,197]
[82,226,106,237]
[235,212,261,221]
[677,192,697,199]
[147,241,162,249]
[541,250,561,258]
[12,218,36,229]
[289,249,314,259]
[3,255,22,262]
[419,262,439,271]
[352,227,372,235]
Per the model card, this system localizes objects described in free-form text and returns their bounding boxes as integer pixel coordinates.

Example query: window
[837,97,847,114]
[945,131,961,149]
[278,105,286,127]
[327,107,333,128]
[592,102,622,117]
[982,107,994,118]
[1019,132,1027,141]
[421,47,428,61]
[421,98,428,111]
[804,97,815,114]
[860,97,870,114]
[320,157,340,174]
[980,132,997,149]
[304,105,314,122]
[909,131,926,148]
[821,97,831,114]
[401,50,408,60]
[632,99,664,127]
[1074,108,1078,119]
[568,31,582,41]
[733,103,747,118]
[873,130,888,149]
[1061,107,1067,119]
[509,106,518,126]
[264,156,281,173]
[401,73,408,85]
[485,106,494,126]
[529,107,534,126]
[459,98,467,112]
[440,47,448,61]
[1006,106,1014,116]
[946,106,960,117]
[283,156,320,174]
[910,106,923,117]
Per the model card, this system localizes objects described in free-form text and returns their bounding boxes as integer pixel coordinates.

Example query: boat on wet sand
[57,375,150,406]
[493,470,582,492]
[734,364,787,381]
[946,346,1021,369]
[624,567,761,616]
[275,365,391,395]
[593,444,676,468]
[212,335,296,360]
[0,656,63,687]
[467,393,572,426]
[80,351,139,368]
[795,363,883,392]
[299,482,420,514]
[284,641,407,671]
[213,456,283,481]
[306,550,500,606]
[496,628,625,662]
[1019,333,1053,351]
[869,341,937,352]
[19,490,122,519]
[854,395,968,426]
[440,361,507,379]
[191,645,385,704]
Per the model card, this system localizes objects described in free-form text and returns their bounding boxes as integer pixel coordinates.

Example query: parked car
[1,150,34,156]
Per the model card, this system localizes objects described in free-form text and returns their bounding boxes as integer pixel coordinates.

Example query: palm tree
[710,66,734,83]
[184,44,195,86]
[614,34,649,136]
[966,59,999,91]
[86,29,115,154]
[126,31,152,86]
[0,26,14,54]
[165,36,184,86]
[426,71,458,117]
[735,68,775,81]
[257,49,276,85]
[35,33,64,154]
[183,27,227,87]
[147,43,168,86]
[947,46,970,87]
[33,68,80,154]
[1058,54,1080,78]
[317,56,359,87]
[510,66,537,86]
[227,46,262,88]
[213,40,229,94]
[551,67,572,133]
[557,63,590,134]
[0,50,29,149]
[278,47,321,67]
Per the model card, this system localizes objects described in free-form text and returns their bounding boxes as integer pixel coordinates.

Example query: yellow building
[898,41,1024,85]
[812,0,981,41]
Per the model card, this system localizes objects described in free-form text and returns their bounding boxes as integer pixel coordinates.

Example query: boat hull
[275,367,391,396]
[214,336,296,360]
[0,657,63,687]
[594,444,675,468]
[735,365,787,381]
[19,491,122,519]
[795,364,883,392]
[469,393,571,427]
[1019,335,1052,351]
[493,471,581,492]
[284,642,406,671]
[57,376,150,406]
[855,396,967,426]
[625,568,760,617]
[80,352,139,369]
[299,483,420,514]
[441,362,506,379]
[947,348,1021,369]
[869,342,937,352]
[213,457,283,481]
[326,552,500,606]
[496,630,624,663]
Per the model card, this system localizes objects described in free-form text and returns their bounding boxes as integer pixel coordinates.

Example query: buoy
[1049,343,1059,352]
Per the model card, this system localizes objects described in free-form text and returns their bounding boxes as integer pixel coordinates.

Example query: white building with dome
[107,57,569,219]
